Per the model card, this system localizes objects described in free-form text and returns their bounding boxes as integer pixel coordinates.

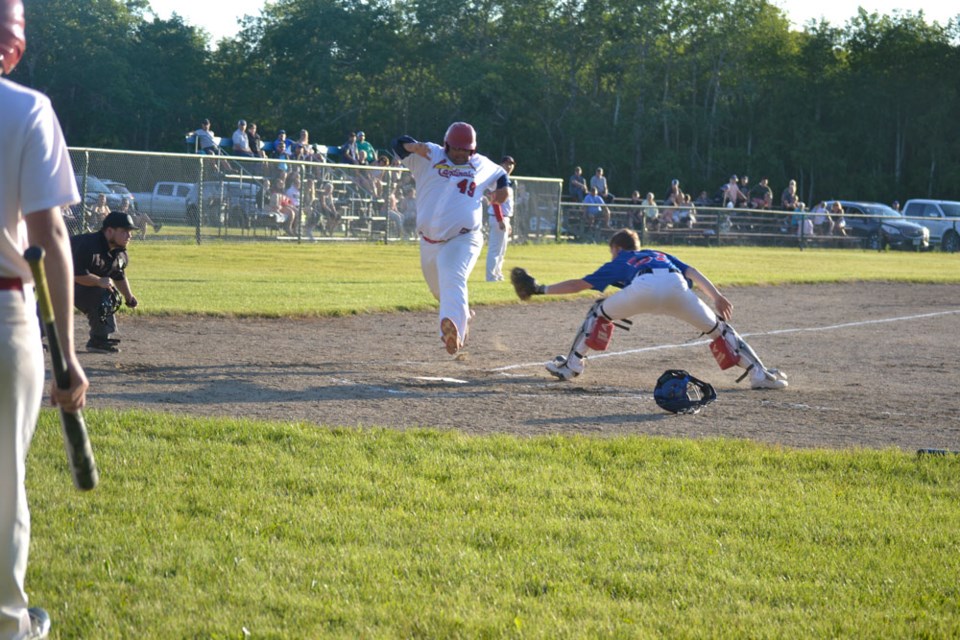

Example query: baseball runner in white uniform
[485,156,516,282]
[513,229,788,390]
[2,2,89,637]
[392,123,508,355]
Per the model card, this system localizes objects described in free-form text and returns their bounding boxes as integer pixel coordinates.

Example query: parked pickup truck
[901,199,960,252]
[132,180,263,226]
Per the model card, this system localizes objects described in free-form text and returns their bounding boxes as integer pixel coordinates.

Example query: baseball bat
[23,246,99,491]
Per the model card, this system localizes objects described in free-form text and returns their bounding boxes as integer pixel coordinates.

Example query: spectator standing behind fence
[486,155,516,282]
[810,201,832,235]
[737,175,750,207]
[569,166,587,202]
[190,118,219,154]
[628,191,644,229]
[318,182,341,234]
[284,173,302,235]
[830,201,847,236]
[400,185,417,239]
[781,179,799,211]
[749,177,773,209]
[89,193,111,228]
[590,167,614,204]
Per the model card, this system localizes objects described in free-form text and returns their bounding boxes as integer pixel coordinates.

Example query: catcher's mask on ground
[653,369,717,415]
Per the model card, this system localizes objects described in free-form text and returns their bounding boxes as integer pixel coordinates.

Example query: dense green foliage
[28,411,960,637]
[12,0,960,204]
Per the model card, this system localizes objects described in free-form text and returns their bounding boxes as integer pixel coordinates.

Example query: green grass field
[26,243,960,637]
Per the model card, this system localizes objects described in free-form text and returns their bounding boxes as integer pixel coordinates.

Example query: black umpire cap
[102,211,137,230]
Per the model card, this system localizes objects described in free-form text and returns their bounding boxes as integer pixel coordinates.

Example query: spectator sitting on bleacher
[383,183,404,238]
[190,118,220,154]
[268,177,294,232]
[693,190,712,207]
[569,166,587,202]
[284,173,302,234]
[721,175,742,209]
[737,175,751,207]
[628,191,644,229]
[319,182,341,233]
[340,131,361,165]
[677,194,697,228]
[781,179,799,211]
[640,192,660,230]
[292,129,311,160]
[247,123,266,158]
[583,186,608,229]
[590,167,614,204]
[273,130,291,159]
[232,120,254,156]
[749,177,773,209]
[399,185,417,239]
[356,131,376,164]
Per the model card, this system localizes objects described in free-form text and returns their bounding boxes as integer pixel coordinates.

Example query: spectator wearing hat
[356,131,376,164]
[341,131,361,165]
[190,118,220,154]
[232,120,254,156]
[69,211,141,353]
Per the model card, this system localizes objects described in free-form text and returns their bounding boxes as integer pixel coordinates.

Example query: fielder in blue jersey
[520,228,787,389]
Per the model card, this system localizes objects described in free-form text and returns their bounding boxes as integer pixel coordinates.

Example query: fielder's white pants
[0,287,43,640]
[485,217,510,281]
[420,230,483,343]
[600,270,717,332]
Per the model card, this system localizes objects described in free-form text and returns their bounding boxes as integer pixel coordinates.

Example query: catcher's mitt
[98,288,123,324]
[653,369,717,415]
[510,267,546,301]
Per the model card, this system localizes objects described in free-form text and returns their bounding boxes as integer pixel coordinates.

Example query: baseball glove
[653,369,717,415]
[510,267,546,301]
[98,288,123,324]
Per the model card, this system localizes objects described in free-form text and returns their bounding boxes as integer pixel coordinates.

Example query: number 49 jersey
[401,142,506,242]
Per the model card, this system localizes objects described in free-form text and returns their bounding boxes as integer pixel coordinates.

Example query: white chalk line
[490,308,960,373]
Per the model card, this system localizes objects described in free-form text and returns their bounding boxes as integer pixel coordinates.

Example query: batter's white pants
[0,287,44,640]
[420,230,483,344]
[600,270,717,332]
[485,217,509,281]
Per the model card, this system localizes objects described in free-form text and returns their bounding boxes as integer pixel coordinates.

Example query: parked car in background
[826,200,929,251]
[76,174,127,210]
[132,180,263,226]
[901,199,960,252]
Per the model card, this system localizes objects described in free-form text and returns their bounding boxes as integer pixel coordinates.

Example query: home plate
[413,376,469,384]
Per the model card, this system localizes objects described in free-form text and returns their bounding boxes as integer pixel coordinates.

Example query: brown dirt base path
[75,282,960,451]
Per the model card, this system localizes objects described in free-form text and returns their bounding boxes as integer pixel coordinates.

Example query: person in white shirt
[485,155,516,282]
[1,2,89,636]
[392,122,508,355]
[232,120,253,157]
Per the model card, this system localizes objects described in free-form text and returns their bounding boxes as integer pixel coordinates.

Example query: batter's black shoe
[87,339,120,354]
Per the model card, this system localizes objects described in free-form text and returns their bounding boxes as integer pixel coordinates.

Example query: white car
[902,199,960,252]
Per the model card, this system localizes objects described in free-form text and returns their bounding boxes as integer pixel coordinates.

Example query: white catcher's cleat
[545,355,584,381]
[750,367,788,390]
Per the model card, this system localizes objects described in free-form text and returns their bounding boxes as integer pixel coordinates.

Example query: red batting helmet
[0,0,25,75]
[444,122,477,154]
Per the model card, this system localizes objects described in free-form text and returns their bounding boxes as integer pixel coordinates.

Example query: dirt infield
[76,282,960,451]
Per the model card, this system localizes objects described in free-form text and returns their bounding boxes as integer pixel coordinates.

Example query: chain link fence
[66,148,564,245]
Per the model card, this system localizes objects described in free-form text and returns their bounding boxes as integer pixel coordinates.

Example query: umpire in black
[70,211,139,353]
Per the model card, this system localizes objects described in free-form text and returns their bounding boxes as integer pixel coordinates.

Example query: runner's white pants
[0,287,43,640]
[420,230,483,342]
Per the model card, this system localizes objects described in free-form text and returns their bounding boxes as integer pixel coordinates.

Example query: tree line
[12,0,960,205]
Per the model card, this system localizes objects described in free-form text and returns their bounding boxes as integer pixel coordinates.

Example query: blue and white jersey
[583,250,690,291]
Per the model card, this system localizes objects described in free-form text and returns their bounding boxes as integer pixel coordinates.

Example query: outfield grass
[28,410,960,638]
[127,242,960,316]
